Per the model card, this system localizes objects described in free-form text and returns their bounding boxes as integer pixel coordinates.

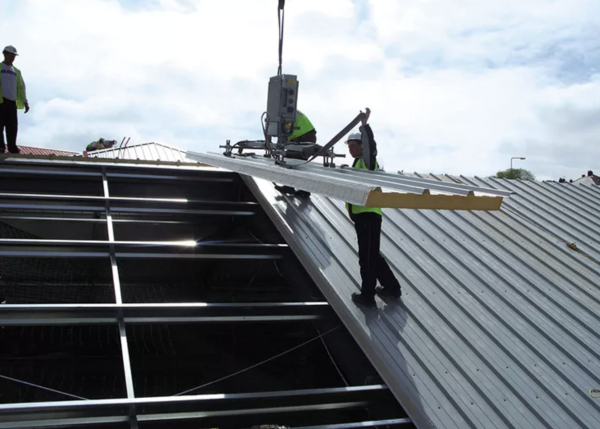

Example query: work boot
[274,185,296,195]
[375,286,401,299]
[274,184,311,198]
[351,292,376,308]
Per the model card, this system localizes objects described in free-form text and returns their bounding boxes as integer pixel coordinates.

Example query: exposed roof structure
[0,154,411,428]
[248,169,600,429]
[188,152,510,211]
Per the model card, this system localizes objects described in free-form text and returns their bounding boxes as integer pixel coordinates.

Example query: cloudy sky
[2,0,599,180]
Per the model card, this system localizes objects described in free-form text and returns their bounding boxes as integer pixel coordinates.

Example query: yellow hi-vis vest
[0,64,26,110]
[288,110,315,141]
[345,157,383,216]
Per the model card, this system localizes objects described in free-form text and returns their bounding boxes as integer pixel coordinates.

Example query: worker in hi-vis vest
[287,110,317,143]
[86,138,116,152]
[0,45,30,154]
[273,110,318,197]
[343,108,401,308]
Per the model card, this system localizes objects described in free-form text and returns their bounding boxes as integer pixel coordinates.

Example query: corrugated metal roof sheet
[87,142,196,163]
[244,174,600,429]
[399,173,600,261]
[187,152,510,211]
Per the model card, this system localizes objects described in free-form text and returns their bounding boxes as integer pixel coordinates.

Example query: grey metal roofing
[86,142,201,163]
[187,151,510,210]
[243,173,600,429]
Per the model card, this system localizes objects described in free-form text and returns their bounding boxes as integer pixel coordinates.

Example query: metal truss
[0,385,403,428]
[0,239,288,259]
[0,157,413,429]
[0,302,331,325]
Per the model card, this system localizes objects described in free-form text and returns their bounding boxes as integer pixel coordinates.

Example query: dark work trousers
[0,99,19,154]
[351,212,401,299]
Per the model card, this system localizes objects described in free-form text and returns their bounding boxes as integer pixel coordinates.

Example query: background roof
[85,142,200,163]
[11,146,78,156]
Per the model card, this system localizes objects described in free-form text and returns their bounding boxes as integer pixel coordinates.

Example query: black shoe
[274,185,297,195]
[375,286,401,299]
[351,292,376,308]
[295,190,311,198]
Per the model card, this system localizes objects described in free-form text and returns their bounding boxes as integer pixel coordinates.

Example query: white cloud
[2,0,599,181]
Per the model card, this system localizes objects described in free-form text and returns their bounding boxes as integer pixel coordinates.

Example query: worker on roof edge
[86,138,116,152]
[0,45,30,154]
[273,110,317,197]
[343,107,401,308]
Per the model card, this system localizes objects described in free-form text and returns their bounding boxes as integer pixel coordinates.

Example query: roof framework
[0,155,412,428]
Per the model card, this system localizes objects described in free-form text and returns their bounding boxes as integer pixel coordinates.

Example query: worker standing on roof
[273,110,318,197]
[343,108,401,308]
[287,110,317,143]
[0,45,30,154]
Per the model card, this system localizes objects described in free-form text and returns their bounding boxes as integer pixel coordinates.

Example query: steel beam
[0,216,203,224]
[0,166,101,178]
[0,215,106,223]
[0,163,236,183]
[0,191,259,208]
[0,202,255,216]
[0,239,287,259]
[0,216,230,226]
[101,170,138,429]
[0,199,257,216]
[107,171,234,183]
[295,418,413,428]
[0,385,388,429]
[0,303,331,325]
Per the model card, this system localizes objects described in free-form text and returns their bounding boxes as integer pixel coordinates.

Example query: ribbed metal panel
[88,142,195,163]
[403,174,600,262]
[245,174,600,429]
[187,152,510,210]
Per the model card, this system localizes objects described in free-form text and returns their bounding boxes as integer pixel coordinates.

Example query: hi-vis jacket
[288,110,315,141]
[0,63,27,109]
[345,124,383,216]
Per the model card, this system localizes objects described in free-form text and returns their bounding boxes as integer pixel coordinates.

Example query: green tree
[495,168,536,180]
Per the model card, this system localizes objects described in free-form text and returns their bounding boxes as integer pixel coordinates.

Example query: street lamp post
[511,157,526,172]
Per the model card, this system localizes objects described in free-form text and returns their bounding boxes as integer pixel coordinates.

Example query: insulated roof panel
[187,152,510,211]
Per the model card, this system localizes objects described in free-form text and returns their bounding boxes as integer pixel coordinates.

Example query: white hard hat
[346,132,362,143]
[3,45,18,55]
